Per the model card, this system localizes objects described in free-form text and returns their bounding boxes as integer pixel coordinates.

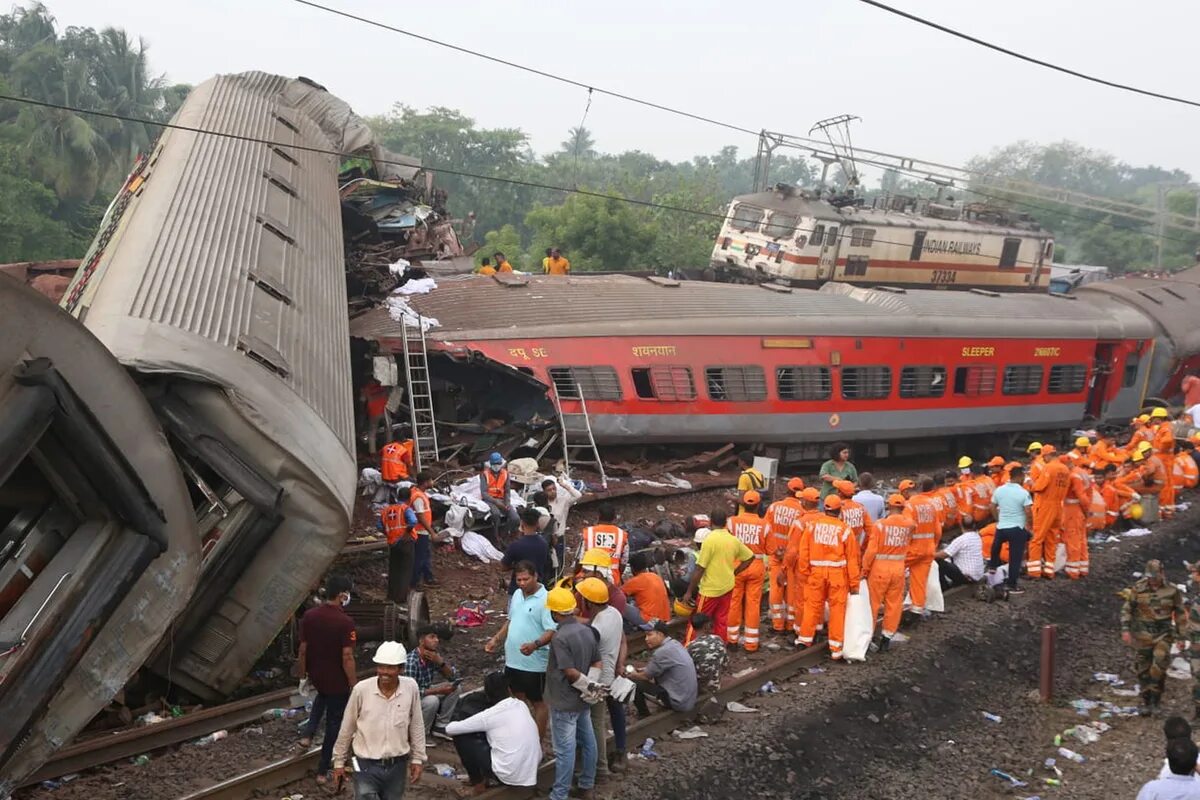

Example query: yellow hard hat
[1128,502,1144,520]
[1151,407,1169,419]
[672,598,695,618]
[546,587,578,614]
[575,577,609,604]
[580,547,613,568]
[1137,440,1154,453]
[1075,436,1091,448]
[1027,442,1043,453]
[1131,449,1146,462]
[957,456,973,469]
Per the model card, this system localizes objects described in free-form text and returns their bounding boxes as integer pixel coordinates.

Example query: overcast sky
[45,0,1200,180]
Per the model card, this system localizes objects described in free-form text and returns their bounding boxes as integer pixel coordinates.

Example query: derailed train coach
[0,71,364,790]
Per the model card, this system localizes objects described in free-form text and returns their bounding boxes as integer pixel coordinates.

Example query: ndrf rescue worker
[1061,461,1093,579]
[381,488,419,604]
[934,471,961,531]
[579,504,629,585]
[763,478,806,632]
[1121,559,1188,715]
[727,491,768,651]
[1137,441,1170,522]
[1028,445,1070,580]
[783,488,823,638]
[1025,442,1045,490]
[862,494,914,653]
[833,480,868,548]
[795,495,861,659]
[902,476,943,617]
[380,438,414,484]
[1065,436,1091,468]
[1175,440,1200,491]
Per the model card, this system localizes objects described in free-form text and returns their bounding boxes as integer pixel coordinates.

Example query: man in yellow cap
[726,491,768,651]
[1025,442,1045,491]
[1066,436,1091,467]
[544,586,602,800]
[577,577,627,780]
[1128,414,1153,455]
[683,509,755,646]
[1149,408,1177,518]
[1137,440,1169,522]
[763,478,806,632]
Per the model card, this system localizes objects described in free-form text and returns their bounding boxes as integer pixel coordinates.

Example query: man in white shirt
[1140,738,1200,799]
[934,528,986,590]
[541,475,583,573]
[445,672,540,795]
[852,472,886,524]
[1157,717,1200,779]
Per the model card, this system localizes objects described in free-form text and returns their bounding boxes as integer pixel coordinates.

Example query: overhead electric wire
[858,0,1200,109]
[287,0,761,137]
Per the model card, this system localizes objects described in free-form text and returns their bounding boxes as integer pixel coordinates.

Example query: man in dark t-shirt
[299,573,358,782]
[501,506,551,592]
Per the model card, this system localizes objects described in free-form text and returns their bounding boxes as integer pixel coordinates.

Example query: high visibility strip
[876,554,906,561]
[912,533,935,539]
[812,559,847,567]
[829,639,843,647]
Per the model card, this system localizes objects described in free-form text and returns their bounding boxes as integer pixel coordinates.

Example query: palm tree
[91,27,167,162]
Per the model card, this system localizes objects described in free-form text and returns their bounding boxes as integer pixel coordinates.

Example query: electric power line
[857,0,1200,109]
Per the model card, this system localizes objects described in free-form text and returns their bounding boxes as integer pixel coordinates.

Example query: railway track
[172,588,968,800]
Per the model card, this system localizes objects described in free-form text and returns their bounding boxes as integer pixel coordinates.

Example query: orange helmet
[823,495,843,511]
[886,493,906,508]
[787,477,805,493]
[987,456,1006,468]
[1041,444,1057,455]
[833,479,856,497]
[898,479,916,491]
[800,487,821,503]
[742,490,761,506]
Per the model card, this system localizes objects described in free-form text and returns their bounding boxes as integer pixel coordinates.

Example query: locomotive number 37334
[931,270,958,284]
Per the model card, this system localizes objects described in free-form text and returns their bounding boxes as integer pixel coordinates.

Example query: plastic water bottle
[1057,747,1086,763]
[981,712,1002,723]
[194,730,228,746]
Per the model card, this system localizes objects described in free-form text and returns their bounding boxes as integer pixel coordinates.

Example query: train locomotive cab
[0,276,199,793]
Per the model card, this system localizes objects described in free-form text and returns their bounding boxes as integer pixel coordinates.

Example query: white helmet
[692,527,712,545]
[373,640,407,665]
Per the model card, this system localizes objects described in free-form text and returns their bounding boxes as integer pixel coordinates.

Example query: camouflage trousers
[1191,649,1200,708]
[1133,634,1173,699]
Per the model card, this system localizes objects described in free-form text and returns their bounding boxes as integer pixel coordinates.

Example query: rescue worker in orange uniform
[1061,461,1094,579]
[1025,442,1045,490]
[833,480,868,549]
[1063,436,1089,468]
[1126,415,1152,455]
[951,463,976,525]
[978,522,1010,564]
[795,495,861,659]
[1136,440,1171,521]
[1174,440,1199,490]
[783,488,822,638]
[986,456,1007,486]
[934,471,962,531]
[902,476,943,617]
[726,491,768,651]
[1091,432,1127,468]
[862,494,915,653]
[763,478,807,632]
[380,487,419,604]
[972,460,999,523]
[580,504,629,585]
[1029,445,1070,580]
[380,438,414,483]
[1149,408,1177,517]
[1116,452,1150,522]
[1004,461,1022,485]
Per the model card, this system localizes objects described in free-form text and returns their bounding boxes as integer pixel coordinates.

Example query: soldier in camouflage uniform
[1187,562,1200,719]
[1121,559,1188,715]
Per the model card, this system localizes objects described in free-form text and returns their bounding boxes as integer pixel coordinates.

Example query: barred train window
[842,366,892,400]
[844,256,869,276]
[764,212,799,240]
[631,366,696,401]
[953,365,997,396]
[900,366,946,398]
[548,366,622,401]
[705,366,767,402]
[777,366,831,401]
[1048,363,1087,394]
[850,228,876,247]
[1002,365,1043,395]
[731,204,763,233]
[810,224,826,247]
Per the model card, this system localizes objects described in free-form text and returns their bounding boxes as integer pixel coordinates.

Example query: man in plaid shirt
[406,625,460,740]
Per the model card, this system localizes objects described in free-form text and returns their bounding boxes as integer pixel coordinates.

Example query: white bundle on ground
[842,579,874,662]
[388,258,411,276]
[394,277,438,296]
[461,530,504,563]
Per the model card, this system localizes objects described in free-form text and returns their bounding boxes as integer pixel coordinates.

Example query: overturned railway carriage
[352,274,1166,458]
[711,187,1054,292]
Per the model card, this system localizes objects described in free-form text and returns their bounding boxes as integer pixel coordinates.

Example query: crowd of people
[314,407,1199,798]
[476,247,572,276]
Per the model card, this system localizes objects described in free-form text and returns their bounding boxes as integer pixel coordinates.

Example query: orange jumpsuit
[783,511,821,636]
[971,475,995,524]
[1092,439,1126,467]
[934,485,961,531]
[1100,482,1122,528]
[903,494,943,613]
[1152,424,1177,515]
[1126,426,1152,457]
[840,498,869,549]
[955,477,977,525]
[1086,485,1108,533]
[979,522,1010,564]
[1174,451,1199,490]
[863,513,915,639]
[727,512,768,651]
[1029,459,1070,579]
[763,497,805,631]
[1143,453,1171,518]
[1061,466,1093,579]
[1025,456,1045,491]
[796,514,861,659]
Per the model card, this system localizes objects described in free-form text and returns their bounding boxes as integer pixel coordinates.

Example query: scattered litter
[244,726,264,735]
[759,681,780,695]
[1109,687,1140,697]
[766,642,781,651]
[656,504,666,512]
[638,738,659,760]
[393,277,437,296]
[1067,725,1101,745]
[1069,698,1099,715]
[253,667,284,679]
[384,295,440,331]
[131,754,151,766]
[137,712,166,726]
[726,701,758,713]
[1044,757,1062,778]
[433,764,456,778]
[990,769,1027,787]
[732,667,756,679]
[1093,672,1123,685]
[981,711,1002,723]
[672,726,709,740]
[890,632,910,643]
[454,601,490,628]
[192,730,228,746]
[1122,527,1153,538]
[807,667,826,674]
[39,781,61,791]
[867,713,881,724]
[1168,657,1192,680]
[280,795,304,800]
[262,708,303,720]
[1057,747,1086,763]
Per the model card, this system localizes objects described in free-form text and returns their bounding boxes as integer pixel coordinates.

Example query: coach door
[1086,342,1117,419]
[817,223,841,279]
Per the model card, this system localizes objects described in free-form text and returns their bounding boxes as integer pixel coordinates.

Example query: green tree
[525,192,658,272]
[480,223,526,270]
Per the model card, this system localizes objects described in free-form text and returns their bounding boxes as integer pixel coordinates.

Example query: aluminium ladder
[400,316,439,472]
[553,383,607,489]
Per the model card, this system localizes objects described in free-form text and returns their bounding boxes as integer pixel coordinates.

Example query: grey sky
[45,0,1200,181]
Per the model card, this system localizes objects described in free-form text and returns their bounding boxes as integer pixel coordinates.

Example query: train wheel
[402,590,430,651]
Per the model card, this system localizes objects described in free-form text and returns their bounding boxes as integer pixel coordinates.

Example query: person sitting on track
[445,672,540,797]
[628,621,698,718]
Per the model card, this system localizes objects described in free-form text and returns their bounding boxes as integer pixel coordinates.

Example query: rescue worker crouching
[480,453,519,545]
[1121,559,1188,715]
[795,494,861,660]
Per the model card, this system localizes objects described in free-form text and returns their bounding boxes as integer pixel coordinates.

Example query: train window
[953,365,997,396]
[899,366,946,398]
[999,237,1021,269]
[826,226,840,246]
[764,212,799,240]
[850,228,876,247]
[777,366,831,401]
[1048,364,1088,394]
[549,366,623,401]
[1002,365,1043,395]
[631,366,696,401]
[705,366,767,402]
[810,224,825,247]
[841,366,891,400]
[844,256,869,276]
[731,204,764,233]
[1122,352,1140,388]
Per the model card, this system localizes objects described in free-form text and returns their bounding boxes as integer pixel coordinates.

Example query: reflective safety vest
[381,502,414,545]
[410,487,432,533]
[1086,486,1107,531]
[904,494,943,552]
[728,512,768,556]
[583,523,628,584]
[764,497,805,557]
[381,440,413,482]
[484,468,509,499]
[839,499,868,548]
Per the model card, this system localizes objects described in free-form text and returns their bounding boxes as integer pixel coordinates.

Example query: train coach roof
[1076,275,1200,354]
[349,274,1151,342]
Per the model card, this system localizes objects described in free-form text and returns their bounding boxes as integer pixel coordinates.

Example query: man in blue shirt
[485,561,557,739]
[989,465,1034,593]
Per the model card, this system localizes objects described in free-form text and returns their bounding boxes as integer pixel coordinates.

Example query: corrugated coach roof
[349,274,1151,342]
[1077,275,1200,354]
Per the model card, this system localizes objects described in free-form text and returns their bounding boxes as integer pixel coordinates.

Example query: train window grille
[841,366,892,400]
[1122,353,1140,388]
[810,224,825,247]
[764,212,799,240]
[850,228,876,247]
[705,366,767,402]
[899,366,946,398]
[844,256,869,276]
[1002,365,1043,395]
[953,365,997,396]
[549,366,622,401]
[631,366,696,401]
[1048,363,1088,394]
[999,237,1021,269]
[777,366,831,401]
[826,226,840,246]
[731,204,764,233]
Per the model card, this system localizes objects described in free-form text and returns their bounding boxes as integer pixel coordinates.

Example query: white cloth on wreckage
[903,561,945,613]
[461,530,505,563]
[842,579,874,662]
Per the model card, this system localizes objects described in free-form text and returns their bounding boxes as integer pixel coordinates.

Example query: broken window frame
[631,365,697,402]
